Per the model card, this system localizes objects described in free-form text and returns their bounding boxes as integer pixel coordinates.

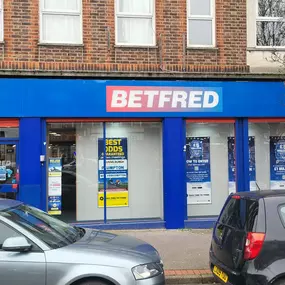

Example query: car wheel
[274,279,285,285]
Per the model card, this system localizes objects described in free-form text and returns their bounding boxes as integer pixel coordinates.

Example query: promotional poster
[186,137,211,204]
[98,137,129,207]
[0,166,6,181]
[48,196,62,216]
[228,136,256,194]
[270,136,285,190]
[48,158,62,215]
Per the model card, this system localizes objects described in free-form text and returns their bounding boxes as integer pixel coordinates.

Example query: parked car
[210,190,285,285]
[0,199,165,285]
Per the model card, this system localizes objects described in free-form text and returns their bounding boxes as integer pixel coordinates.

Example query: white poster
[48,176,62,196]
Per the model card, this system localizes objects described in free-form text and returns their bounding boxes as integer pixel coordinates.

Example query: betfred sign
[106,86,223,112]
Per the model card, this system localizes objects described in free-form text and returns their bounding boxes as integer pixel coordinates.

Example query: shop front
[1,78,284,229]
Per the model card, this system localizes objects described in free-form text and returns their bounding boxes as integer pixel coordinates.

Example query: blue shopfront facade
[1,78,285,230]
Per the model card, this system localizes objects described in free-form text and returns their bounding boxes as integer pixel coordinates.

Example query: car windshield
[0,204,85,249]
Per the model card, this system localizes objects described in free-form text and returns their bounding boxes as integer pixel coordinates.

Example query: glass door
[0,141,19,200]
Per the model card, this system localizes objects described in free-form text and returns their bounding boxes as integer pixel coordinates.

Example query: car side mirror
[2,236,32,252]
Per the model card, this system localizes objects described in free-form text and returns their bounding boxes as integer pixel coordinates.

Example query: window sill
[187,47,218,51]
[248,47,285,52]
[38,43,84,47]
[114,44,158,49]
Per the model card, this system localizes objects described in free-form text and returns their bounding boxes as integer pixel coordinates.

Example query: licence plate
[213,266,228,283]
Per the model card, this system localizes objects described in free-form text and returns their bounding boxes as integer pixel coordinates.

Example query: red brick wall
[0,0,248,74]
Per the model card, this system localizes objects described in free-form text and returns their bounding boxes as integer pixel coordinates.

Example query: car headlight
[132,263,163,280]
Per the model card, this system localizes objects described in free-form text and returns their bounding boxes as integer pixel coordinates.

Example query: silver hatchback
[0,199,165,285]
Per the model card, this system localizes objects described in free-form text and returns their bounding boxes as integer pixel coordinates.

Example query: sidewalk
[109,229,215,284]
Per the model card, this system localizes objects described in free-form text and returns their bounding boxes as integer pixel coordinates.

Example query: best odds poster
[270,136,285,190]
[186,137,211,205]
[228,136,256,194]
[48,158,62,215]
[98,137,128,207]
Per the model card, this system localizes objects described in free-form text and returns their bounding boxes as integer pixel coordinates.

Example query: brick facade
[0,0,248,75]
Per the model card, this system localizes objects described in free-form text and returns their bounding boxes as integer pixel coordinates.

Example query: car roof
[233,190,285,199]
[0,199,22,211]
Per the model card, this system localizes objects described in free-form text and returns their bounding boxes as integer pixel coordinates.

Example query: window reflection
[257,21,285,46]
[258,0,285,17]
[257,0,285,46]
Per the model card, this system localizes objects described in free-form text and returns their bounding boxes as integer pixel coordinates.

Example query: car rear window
[218,197,259,232]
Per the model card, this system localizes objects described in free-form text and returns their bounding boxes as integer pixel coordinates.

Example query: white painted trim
[115,0,156,47]
[256,17,285,21]
[39,0,83,45]
[187,0,216,48]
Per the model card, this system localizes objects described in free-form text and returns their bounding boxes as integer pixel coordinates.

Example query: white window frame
[39,0,83,45]
[187,0,216,48]
[115,0,156,47]
[0,0,3,42]
[255,0,285,48]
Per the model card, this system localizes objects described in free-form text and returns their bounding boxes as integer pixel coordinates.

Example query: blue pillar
[19,118,43,208]
[235,118,250,192]
[163,118,186,229]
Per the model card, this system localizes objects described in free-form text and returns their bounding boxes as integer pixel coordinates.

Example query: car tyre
[274,279,285,285]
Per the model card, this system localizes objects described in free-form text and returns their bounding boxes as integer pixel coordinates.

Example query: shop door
[0,141,19,200]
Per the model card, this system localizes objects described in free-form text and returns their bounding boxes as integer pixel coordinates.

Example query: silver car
[0,199,165,285]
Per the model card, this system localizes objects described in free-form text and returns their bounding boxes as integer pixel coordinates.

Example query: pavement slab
[108,229,213,270]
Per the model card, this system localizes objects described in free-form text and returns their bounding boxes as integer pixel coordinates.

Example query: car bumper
[136,273,165,285]
[209,252,268,285]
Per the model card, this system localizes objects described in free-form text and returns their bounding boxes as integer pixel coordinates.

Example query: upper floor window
[40,0,82,45]
[115,0,155,46]
[187,0,215,47]
[256,0,285,47]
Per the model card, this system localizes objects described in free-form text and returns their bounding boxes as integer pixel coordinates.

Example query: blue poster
[48,157,62,215]
[98,138,129,207]
[228,136,256,193]
[48,158,62,177]
[0,166,6,181]
[186,137,211,204]
[48,196,62,215]
[270,136,285,190]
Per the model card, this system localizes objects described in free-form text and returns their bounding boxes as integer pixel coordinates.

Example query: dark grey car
[0,199,165,285]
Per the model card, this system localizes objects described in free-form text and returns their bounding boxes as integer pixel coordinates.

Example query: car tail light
[244,232,265,260]
[232,195,241,200]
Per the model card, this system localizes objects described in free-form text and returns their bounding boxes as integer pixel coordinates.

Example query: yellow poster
[98,191,129,207]
[98,137,129,208]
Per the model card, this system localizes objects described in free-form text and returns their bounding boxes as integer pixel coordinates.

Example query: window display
[227,136,256,193]
[105,122,163,221]
[249,122,285,190]
[186,122,235,217]
[0,124,19,200]
[47,121,163,223]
